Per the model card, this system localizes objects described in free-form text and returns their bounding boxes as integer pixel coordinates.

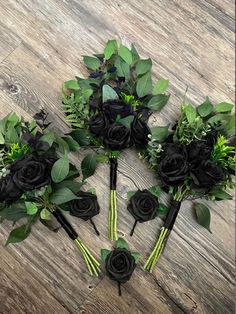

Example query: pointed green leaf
[51,155,70,183]
[87,187,96,195]
[131,252,141,264]
[119,44,133,65]
[131,44,140,64]
[215,102,234,113]
[136,72,152,98]
[63,136,80,152]
[127,191,136,200]
[83,56,100,70]
[148,186,161,198]
[96,154,109,163]
[104,39,117,60]
[102,84,119,103]
[158,203,169,216]
[40,132,55,147]
[197,97,213,117]
[69,129,90,146]
[101,248,111,262]
[65,80,80,90]
[135,58,152,76]
[49,187,79,205]
[81,154,97,181]
[147,94,170,111]
[118,115,134,128]
[153,79,169,95]
[54,180,83,194]
[116,237,129,249]
[185,105,197,123]
[151,125,169,142]
[114,56,130,78]
[25,202,38,215]
[194,203,211,233]
[5,224,31,246]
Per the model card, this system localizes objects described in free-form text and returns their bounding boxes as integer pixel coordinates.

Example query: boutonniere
[0,112,100,276]
[141,99,235,272]
[61,39,170,241]
[101,238,140,296]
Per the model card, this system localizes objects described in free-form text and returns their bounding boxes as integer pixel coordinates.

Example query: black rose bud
[88,113,109,137]
[0,175,22,204]
[103,124,131,151]
[105,248,136,295]
[10,154,52,191]
[187,140,211,164]
[131,117,150,147]
[103,100,131,121]
[190,160,224,191]
[70,191,100,235]
[128,190,159,235]
[158,144,188,186]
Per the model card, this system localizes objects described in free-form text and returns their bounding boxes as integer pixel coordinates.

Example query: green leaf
[225,115,235,137]
[87,187,96,195]
[119,44,133,65]
[51,155,70,183]
[96,154,109,163]
[40,132,55,147]
[127,191,136,199]
[135,58,152,76]
[81,154,97,181]
[115,56,130,78]
[101,248,111,262]
[63,136,80,152]
[136,72,152,98]
[0,203,27,222]
[208,186,232,200]
[54,136,70,154]
[215,102,234,113]
[194,203,211,233]
[185,105,197,123]
[104,39,117,60]
[40,208,51,220]
[6,112,19,127]
[49,187,79,205]
[54,180,83,194]
[146,94,170,111]
[40,217,60,232]
[152,80,169,95]
[158,203,169,216]
[0,132,4,144]
[131,252,140,264]
[83,56,100,70]
[25,202,38,215]
[116,237,129,249]
[65,80,80,90]
[69,129,90,146]
[151,125,169,142]
[118,115,134,128]
[148,186,161,198]
[5,128,19,144]
[5,224,31,246]
[197,97,213,117]
[102,84,119,103]
[131,44,140,64]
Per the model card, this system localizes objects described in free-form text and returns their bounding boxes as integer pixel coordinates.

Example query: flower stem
[130,220,138,236]
[118,282,122,296]
[89,218,100,236]
[108,153,118,241]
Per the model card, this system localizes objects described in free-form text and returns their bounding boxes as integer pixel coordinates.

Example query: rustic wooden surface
[0,0,235,313]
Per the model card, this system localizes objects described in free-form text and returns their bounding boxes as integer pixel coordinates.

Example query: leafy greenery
[211,136,235,170]
[81,153,97,181]
[152,79,169,95]
[51,155,70,183]
[194,203,211,233]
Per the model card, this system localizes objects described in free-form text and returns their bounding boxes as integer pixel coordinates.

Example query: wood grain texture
[0,0,235,313]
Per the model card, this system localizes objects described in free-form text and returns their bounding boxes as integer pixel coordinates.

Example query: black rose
[187,140,211,164]
[70,191,100,220]
[131,117,150,146]
[0,175,22,203]
[103,100,131,121]
[105,248,136,284]
[103,124,131,151]
[190,160,224,190]
[88,113,109,136]
[158,144,188,186]
[10,154,52,191]
[128,190,159,223]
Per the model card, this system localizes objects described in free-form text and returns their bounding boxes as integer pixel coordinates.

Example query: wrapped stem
[52,208,100,276]
[108,154,118,240]
[144,200,181,272]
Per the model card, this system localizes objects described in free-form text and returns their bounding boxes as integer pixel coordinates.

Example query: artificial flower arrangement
[138,98,235,272]
[61,39,171,241]
[0,111,100,276]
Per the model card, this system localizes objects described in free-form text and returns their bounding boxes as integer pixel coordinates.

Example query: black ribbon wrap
[163,200,181,230]
[110,157,118,190]
[52,209,78,240]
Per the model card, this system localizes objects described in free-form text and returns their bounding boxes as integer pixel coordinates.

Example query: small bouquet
[142,98,235,272]
[61,39,170,240]
[0,112,100,276]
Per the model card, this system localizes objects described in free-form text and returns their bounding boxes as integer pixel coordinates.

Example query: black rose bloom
[158,144,188,186]
[105,248,136,287]
[128,190,159,235]
[103,124,131,151]
[131,117,150,147]
[190,160,224,191]
[88,112,109,137]
[187,140,211,164]
[103,100,131,121]
[0,175,22,204]
[70,191,100,235]
[10,154,52,191]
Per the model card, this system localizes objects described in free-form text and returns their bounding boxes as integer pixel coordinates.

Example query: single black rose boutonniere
[142,99,235,272]
[61,39,171,240]
[101,238,140,296]
[69,189,100,235]
[0,112,100,276]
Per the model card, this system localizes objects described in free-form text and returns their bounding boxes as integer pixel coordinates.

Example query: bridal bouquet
[0,112,100,276]
[61,39,170,240]
[142,99,235,272]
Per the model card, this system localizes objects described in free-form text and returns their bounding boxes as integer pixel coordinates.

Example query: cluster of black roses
[88,99,150,150]
[157,139,224,191]
[0,154,53,204]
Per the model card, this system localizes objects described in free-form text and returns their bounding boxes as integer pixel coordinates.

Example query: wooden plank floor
[0,1,235,313]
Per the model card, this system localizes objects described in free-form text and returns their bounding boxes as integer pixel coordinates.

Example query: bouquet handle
[108,153,118,240]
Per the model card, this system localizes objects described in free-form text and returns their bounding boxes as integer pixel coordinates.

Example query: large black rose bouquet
[141,99,235,272]
[0,112,100,276]
[61,39,170,240]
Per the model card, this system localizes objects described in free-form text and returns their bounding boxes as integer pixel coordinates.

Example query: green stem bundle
[108,153,118,241]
